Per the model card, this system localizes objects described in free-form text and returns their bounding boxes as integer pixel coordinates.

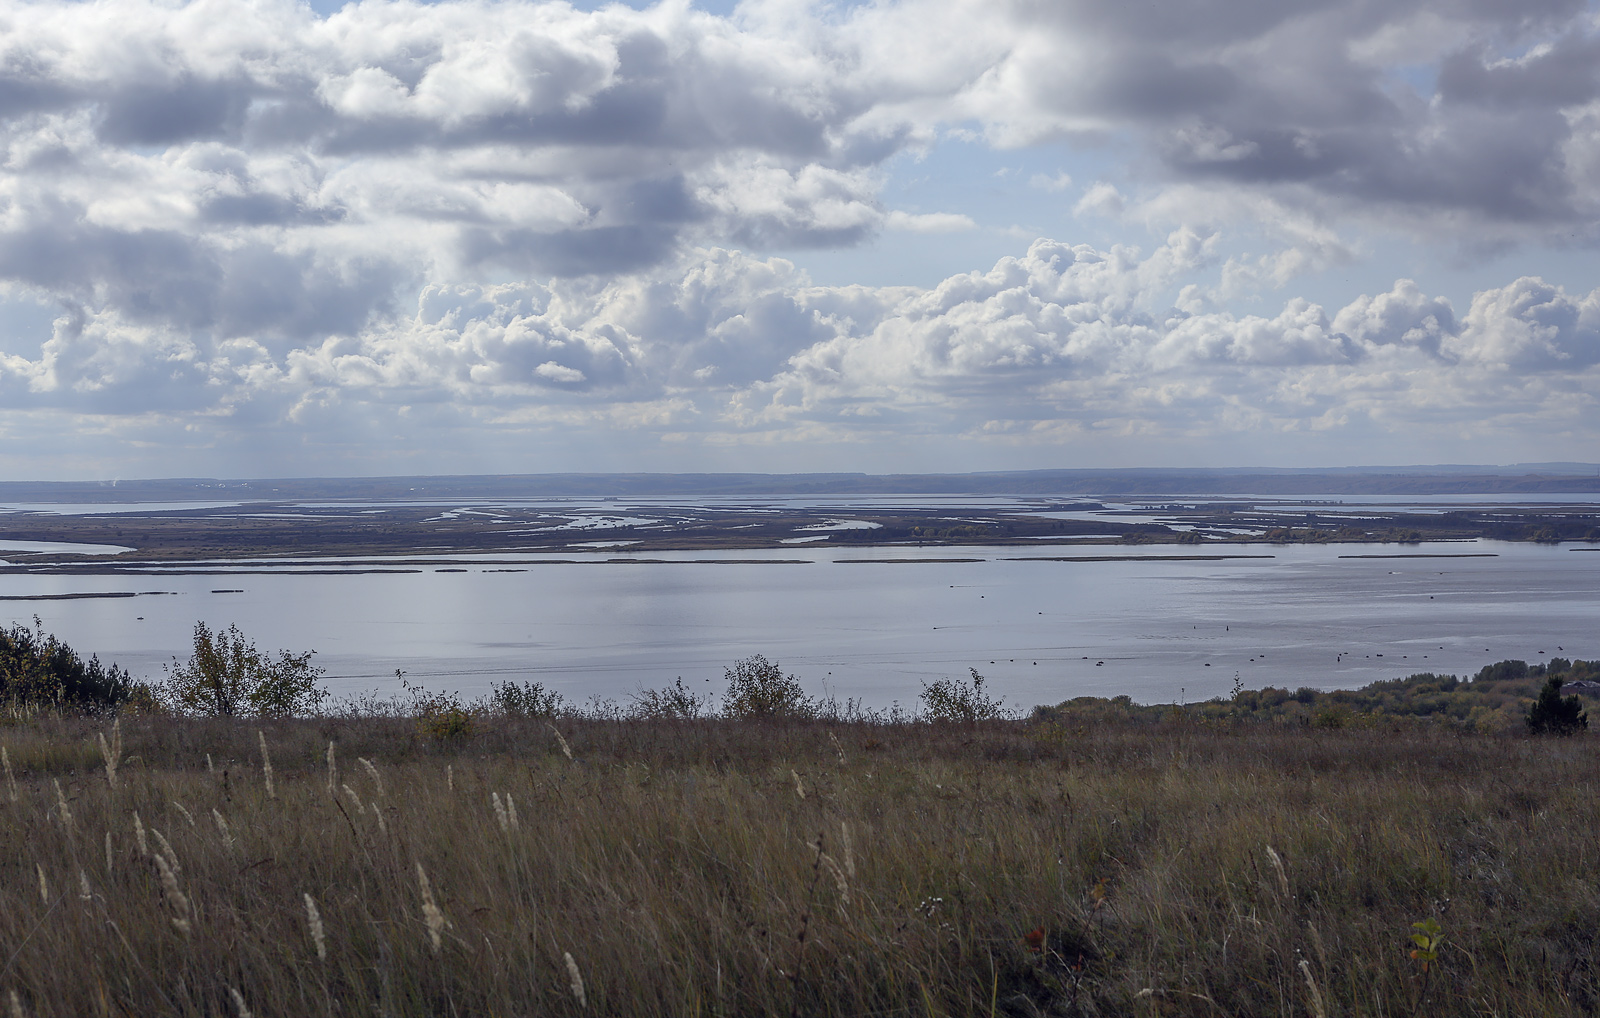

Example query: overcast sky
[1,0,1598,479]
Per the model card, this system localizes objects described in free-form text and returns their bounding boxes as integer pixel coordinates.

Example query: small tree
[0,618,140,714]
[721,655,815,719]
[163,622,327,717]
[1526,677,1587,736]
[920,668,1008,722]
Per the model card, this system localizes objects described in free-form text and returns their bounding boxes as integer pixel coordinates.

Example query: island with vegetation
[1,619,1598,1016]
[1,469,1600,569]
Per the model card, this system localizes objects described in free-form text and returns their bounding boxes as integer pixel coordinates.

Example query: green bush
[161,622,327,717]
[920,668,1009,722]
[721,655,816,719]
[486,680,567,717]
[0,618,138,714]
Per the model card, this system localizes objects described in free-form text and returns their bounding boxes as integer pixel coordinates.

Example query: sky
[1,0,1599,479]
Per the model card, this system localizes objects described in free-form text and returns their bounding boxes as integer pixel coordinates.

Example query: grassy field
[2,713,1597,1017]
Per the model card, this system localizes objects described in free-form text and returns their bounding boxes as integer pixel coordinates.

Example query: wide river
[1,539,1595,710]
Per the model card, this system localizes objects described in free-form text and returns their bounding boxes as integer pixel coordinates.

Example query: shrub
[629,677,712,719]
[409,686,476,743]
[920,668,1008,722]
[1476,660,1529,683]
[0,618,139,714]
[487,680,567,717]
[721,655,816,719]
[1526,677,1587,736]
[161,622,327,717]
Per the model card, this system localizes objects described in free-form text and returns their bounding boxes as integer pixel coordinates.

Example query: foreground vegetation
[3,710,1600,1017]
[1039,657,1600,734]
[5,621,1600,1015]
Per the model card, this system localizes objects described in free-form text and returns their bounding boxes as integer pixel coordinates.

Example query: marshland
[2,643,1599,1017]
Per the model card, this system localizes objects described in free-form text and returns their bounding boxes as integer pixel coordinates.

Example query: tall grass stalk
[51,780,69,829]
[416,863,446,953]
[564,952,587,1009]
[358,757,383,797]
[97,720,121,788]
[304,893,327,960]
[257,730,275,800]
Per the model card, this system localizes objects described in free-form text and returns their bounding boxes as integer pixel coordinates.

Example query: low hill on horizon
[2,465,1599,502]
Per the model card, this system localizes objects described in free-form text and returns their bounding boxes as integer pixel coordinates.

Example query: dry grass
[1,715,1597,1016]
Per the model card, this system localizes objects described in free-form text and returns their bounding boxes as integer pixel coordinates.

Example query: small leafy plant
[920,668,1008,722]
[1408,917,1444,1016]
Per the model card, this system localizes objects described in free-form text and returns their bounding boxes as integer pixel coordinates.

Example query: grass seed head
[341,783,364,815]
[53,779,71,828]
[212,809,234,852]
[104,831,113,874]
[491,792,509,832]
[99,732,119,789]
[229,987,252,1018]
[416,863,447,953]
[151,828,180,875]
[172,801,195,827]
[132,812,148,857]
[2,745,15,803]
[546,723,573,761]
[304,893,327,960]
[78,869,92,901]
[258,731,275,800]
[1266,844,1291,897]
[1298,959,1328,1018]
[564,951,587,1009]
[326,740,337,795]
[358,757,384,797]
[7,990,25,1018]
[791,769,806,800]
[151,850,191,933]
[506,792,518,830]
[821,852,850,909]
[36,863,47,905]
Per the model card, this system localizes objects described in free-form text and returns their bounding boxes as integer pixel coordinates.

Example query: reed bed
[0,715,1596,1016]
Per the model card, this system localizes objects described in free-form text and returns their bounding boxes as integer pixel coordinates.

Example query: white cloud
[1074,183,1124,218]
[1029,171,1073,192]
[4,236,1598,469]
[2,0,1599,471]
[884,210,978,232]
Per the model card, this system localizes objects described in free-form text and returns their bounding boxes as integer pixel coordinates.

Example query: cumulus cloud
[884,210,977,232]
[2,0,1599,470]
[4,232,1597,465]
[958,0,1600,242]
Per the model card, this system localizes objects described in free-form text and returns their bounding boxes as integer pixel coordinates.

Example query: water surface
[1,540,1592,709]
